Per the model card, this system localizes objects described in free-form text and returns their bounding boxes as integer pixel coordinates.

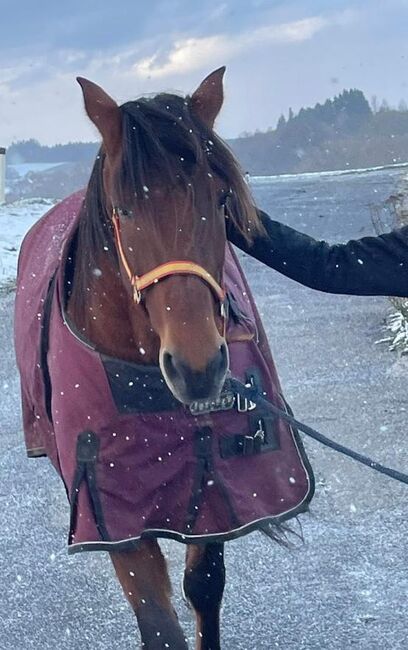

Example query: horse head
[76,69,259,404]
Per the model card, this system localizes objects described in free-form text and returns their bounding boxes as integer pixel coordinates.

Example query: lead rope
[228,378,408,486]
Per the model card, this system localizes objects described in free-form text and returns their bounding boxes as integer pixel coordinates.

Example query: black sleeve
[227,210,408,297]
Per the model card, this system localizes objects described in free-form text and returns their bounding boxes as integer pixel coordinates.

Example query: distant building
[0,147,5,204]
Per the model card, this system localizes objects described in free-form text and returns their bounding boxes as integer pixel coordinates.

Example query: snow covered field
[0,198,56,286]
[1,160,406,288]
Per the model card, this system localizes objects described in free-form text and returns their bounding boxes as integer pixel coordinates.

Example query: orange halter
[111,209,227,317]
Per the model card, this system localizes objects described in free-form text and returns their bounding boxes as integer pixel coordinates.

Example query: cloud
[4,4,385,146]
[0,59,45,86]
[133,15,331,79]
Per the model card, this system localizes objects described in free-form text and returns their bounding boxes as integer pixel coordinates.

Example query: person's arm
[227,210,408,297]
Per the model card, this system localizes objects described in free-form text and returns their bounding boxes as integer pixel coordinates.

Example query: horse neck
[67,240,160,365]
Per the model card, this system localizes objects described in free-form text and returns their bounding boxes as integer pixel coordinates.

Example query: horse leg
[110,539,188,649]
[183,543,225,650]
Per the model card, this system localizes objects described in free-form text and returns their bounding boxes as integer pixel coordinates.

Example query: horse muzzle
[160,342,229,404]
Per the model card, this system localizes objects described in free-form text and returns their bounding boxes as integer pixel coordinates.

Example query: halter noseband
[111,208,227,316]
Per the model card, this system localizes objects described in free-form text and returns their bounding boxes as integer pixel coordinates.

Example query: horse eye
[219,189,232,208]
[117,207,133,218]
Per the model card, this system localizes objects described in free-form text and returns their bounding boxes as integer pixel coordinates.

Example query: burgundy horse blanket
[15,191,314,554]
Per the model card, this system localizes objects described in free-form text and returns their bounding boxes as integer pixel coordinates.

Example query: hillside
[229,91,408,174]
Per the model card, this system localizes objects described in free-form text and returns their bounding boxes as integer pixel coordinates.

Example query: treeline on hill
[6,89,408,175]
[229,90,408,174]
[6,140,99,164]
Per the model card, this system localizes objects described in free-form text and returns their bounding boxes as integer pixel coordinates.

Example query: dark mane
[72,91,263,304]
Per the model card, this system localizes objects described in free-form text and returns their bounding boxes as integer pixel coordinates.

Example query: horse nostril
[214,342,229,378]
[219,342,228,369]
[162,351,177,382]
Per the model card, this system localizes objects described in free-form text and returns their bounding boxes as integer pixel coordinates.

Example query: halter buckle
[132,280,142,304]
[220,297,228,319]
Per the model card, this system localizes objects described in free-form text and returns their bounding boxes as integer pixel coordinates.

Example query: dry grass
[371,175,408,354]
[0,278,16,296]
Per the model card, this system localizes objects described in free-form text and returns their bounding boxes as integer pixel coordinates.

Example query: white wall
[0,148,5,204]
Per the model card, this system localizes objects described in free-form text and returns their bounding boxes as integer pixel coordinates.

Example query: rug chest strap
[184,427,240,534]
[184,428,212,534]
[69,431,110,544]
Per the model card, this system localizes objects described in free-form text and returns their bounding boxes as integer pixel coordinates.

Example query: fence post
[0,147,5,204]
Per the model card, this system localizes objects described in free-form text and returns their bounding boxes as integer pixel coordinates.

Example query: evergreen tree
[371,95,378,113]
[276,114,286,130]
[379,99,391,112]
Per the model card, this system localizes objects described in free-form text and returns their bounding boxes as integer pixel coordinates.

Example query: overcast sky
[1,0,408,146]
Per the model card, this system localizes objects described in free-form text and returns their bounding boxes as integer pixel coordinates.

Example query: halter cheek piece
[111,208,227,320]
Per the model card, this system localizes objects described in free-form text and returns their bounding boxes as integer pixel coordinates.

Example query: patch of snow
[0,198,57,286]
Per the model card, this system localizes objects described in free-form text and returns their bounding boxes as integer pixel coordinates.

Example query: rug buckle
[236,380,257,413]
[236,395,257,413]
[254,419,266,444]
[242,420,265,455]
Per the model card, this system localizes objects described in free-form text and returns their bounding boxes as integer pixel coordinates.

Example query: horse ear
[190,66,226,129]
[77,77,122,158]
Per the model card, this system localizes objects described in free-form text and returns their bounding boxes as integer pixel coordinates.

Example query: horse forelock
[113,92,262,241]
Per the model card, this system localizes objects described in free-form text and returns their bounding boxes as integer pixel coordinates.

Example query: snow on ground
[1,162,403,287]
[0,170,408,650]
[0,199,56,285]
[2,167,408,649]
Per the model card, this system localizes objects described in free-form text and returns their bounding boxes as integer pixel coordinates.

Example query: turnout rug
[15,191,314,554]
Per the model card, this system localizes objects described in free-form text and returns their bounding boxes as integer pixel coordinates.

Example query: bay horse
[77,67,249,649]
[73,67,257,649]
[15,68,313,649]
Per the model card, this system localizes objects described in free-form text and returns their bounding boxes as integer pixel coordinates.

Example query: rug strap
[184,427,241,535]
[68,431,111,544]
